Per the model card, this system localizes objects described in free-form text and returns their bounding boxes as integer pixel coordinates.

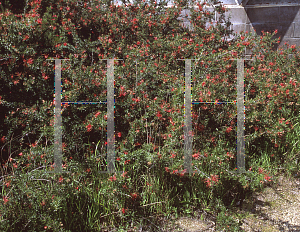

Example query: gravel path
[237,173,300,232]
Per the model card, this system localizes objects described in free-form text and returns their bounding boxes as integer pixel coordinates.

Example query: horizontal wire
[61,101,107,104]
[192,102,236,104]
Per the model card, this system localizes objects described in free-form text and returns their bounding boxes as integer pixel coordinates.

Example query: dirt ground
[155,172,300,232]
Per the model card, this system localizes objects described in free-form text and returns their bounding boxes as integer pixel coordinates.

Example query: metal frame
[179,58,251,174]
[49,58,122,174]
[51,57,252,174]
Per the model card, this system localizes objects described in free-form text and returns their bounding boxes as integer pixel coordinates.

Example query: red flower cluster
[192,152,200,159]
[86,124,92,132]
[204,174,219,188]
[108,175,117,182]
[225,126,233,133]
[130,192,138,201]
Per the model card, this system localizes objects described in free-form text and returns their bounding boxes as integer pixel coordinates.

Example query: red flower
[204,178,211,187]
[31,142,37,147]
[122,208,127,214]
[211,174,219,183]
[225,126,232,133]
[23,58,33,65]
[130,193,138,200]
[5,181,10,187]
[226,152,234,159]
[172,169,178,174]
[192,153,200,159]
[117,132,122,137]
[94,112,101,118]
[42,73,49,80]
[86,124,92,132]
[0,136,6,143]
[3,196,9,204]
[108,175,117,182]
[179,169,187,177]
[264,174,272,182]
[169,153,176,158]
[23,35,29,41]
[156,111,162,118]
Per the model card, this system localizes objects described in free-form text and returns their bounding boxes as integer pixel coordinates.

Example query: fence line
[50,57,254,174]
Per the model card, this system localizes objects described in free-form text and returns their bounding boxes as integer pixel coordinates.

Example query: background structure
[216,0,300,50]
[115,0,300,51]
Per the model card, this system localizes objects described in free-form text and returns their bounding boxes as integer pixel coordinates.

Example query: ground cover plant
[0,0,300,231]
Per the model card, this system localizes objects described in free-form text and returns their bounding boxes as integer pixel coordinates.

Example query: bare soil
[154,172,300,232]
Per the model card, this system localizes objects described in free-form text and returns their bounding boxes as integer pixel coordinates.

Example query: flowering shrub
[0,0,299,230]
